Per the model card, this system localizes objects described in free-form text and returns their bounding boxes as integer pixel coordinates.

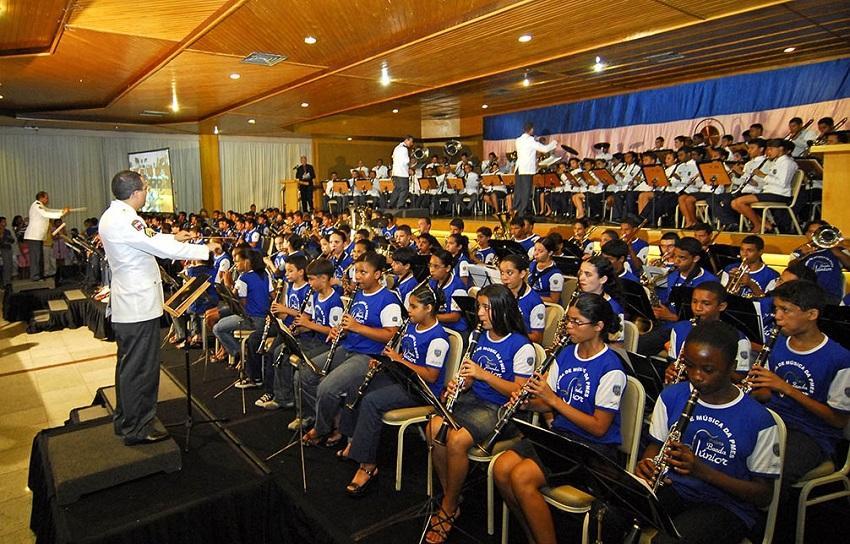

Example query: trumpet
[346,316,410,410]
[322,286,361,375]
[812,117,847,146]
[434,323,484,445]
[566,225,596,247]
[738,325,780,394]
[811,226,844,249]
[726,257,750,297]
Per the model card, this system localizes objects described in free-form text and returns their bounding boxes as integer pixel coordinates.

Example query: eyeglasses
[565,318,594,327]
[477,303,492,312]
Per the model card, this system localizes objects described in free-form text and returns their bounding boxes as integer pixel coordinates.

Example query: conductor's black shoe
[123,429,170,446]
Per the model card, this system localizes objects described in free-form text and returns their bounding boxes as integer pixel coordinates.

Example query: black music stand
[491,239,527,261]
[552,255,582,277]
[467,263,501,288]
[625,351,664,406]
[452,295,479,327]
[819,305,850,351]
[640,165,670,224]
[513,419,679,543]
[707,243,741,272]
[163,273,227,451]
[561,239,585,259]
[212,283,252,413]
[669,285,694,320]
[721,295,764,344]
[621,278,656,326]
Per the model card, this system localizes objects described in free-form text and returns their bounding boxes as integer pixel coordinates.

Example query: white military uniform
[24,199,64,280]
[99,199,209,442]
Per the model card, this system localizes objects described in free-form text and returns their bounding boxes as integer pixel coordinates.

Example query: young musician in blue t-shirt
[747,280,850,538]
[388,246,420,306]
[529,235,564,304]
[425,284,535,544]
[473,226,496,265]
[301,252,403,446]
[720,235,779,298]
[445,233,472,287]
[788,220,850,303]
[493,293,626,544]
[338,284,450,496]
[428,249,469,334]
[498,254,545,344]
[577,255,625,344]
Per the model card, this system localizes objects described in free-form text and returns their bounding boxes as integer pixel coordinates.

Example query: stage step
[96,375,184,414]
[32,309,50,324]
[48,299,69,312]
[69,404,111,424]
[64,289,87,302]
[14,277,55,292]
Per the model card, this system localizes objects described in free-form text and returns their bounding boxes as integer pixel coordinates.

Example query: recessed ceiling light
[301,102,309,108]
[248,118,256,124]
[169,102,179,113]
[522,75,530,87]
[229,73,241,80]
[114,126,119,129]
[518,34,532,43]
[304,36,317,45]
[784,47,796,53]
[347,137,353,141]
[392,108,399,113]
[592,56,607,72]
[481,104,489,109]
[213,126,220,135]
[380,66,391,87]
[0,95,4,100]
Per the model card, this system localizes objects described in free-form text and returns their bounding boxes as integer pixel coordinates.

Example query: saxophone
[346,317,410,410]
[738,326,780,394]
[434,323,484,445]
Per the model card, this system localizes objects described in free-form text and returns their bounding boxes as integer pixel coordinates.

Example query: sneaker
[287,417,312,431]
[255,394,280,410]
[235,378,262,389]
[278,400,295,409]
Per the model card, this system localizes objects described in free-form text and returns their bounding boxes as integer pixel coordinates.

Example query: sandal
[424,507,460,544]
[324,433,345,448]
[336,448,354,463]
[301,430,323,447]
[345,466,378,497]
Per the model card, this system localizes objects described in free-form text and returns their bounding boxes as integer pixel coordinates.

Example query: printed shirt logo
[612,385,622,396]
[690,414,738,467]
[556,367,592,405]
[775,360,816,395]
[351,301,370,324]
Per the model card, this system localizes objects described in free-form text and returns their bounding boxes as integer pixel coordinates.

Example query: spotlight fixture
[229,73,241,80]
[783,47,796,53]
[304,36,317,45]
[0,95,4,100]
[301,102,309,108]
[380,65,391,86]
[521,73,530,87]
[347,137,353,141]
[248,118,256,124]
[392,108,399,113]
[592,56,606,73]
[481,104,489,109]
[213,126,220,135]
[518,34,532,43]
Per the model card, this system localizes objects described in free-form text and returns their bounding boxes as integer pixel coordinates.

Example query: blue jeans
[300,348,370,433]
[213,314,264,356]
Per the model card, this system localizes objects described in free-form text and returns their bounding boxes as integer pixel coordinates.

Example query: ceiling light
[521,74,530,87]
[170,84,179,113]
[248,118,256,124]
[380,66,391,86]
[392,108,399,113]
[301,102,309,108]
[518,34,532,43]
[229,73,241,80]
[347,137,353,141]
[592,56,607,72]
[0,95,4,100]
[213,126,220,135]
[784,47,796,53]
[304,36,317,45]
[481,104,489,109]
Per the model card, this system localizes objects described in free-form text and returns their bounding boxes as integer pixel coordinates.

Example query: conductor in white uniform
[514,122,557,216]
[23,192,67,280]
[99,170,212,445]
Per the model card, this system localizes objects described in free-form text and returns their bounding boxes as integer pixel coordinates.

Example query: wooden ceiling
[0,0,848,138]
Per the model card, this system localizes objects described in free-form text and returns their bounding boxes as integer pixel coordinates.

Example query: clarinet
[271,287,312,368]
[738,325,781,393]
[731,156,769,196]
[346,316,410,410]
[667,317,699,384]
[474,328,571,456]
[649,387,700,492]
[322,286,361,375]
[434,323,484,445]
[257,279,285,354]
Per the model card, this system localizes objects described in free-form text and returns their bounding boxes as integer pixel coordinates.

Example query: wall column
[199,133,222,211]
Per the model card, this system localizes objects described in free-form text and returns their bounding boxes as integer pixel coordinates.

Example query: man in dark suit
[296,156,317,212]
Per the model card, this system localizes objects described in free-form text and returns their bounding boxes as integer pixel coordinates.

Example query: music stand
[481,174,503,189]
[592,168,617,187]
[500,173,516,188]
[697,161,732,217]
[625,351,664,406]
[641,165,670,223]
[561,239,585,259]
[418,177,437,193]
[379,178,394,195]
[708,244,741,272]
[163,273,227,451]
[333,180,350,194]
[452,295,479,327]
[354,179,372,192]
[513,419,679,541]
[669,285,694,320]
[446,176,465,192]
[720,295,763,343]
[621,278,656,326]
[491,239,528,261]
[819,305,850,351]
[467,263,501,288]
[552,255,581,277]
[795,158,823,180]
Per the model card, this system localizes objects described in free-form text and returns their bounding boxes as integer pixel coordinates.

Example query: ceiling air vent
[242,52,288,66]
[140,110,168,117]
[644,51,685,64]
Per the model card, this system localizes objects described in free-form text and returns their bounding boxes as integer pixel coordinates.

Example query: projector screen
[128,148,175,213]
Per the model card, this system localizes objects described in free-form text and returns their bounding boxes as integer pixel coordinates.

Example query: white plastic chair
[739,170,804,234]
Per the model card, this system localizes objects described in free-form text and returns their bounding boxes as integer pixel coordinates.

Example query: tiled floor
[0,311,120,543]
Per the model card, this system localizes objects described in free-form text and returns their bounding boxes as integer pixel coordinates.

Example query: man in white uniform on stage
[99,170,212,445]
[23,192,67,280]
[514,122,557,216]
[388,135,414,208]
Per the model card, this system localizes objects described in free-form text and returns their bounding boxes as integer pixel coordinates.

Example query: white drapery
[218,136,311,212]
[0,128,203,227]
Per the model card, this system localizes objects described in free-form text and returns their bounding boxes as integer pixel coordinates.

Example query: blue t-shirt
[382,225,397,240]
[309,288,343,342]
[628,238,649,270]
[515,235,538,259]
[669,319,751,373]
[245,228,261,248]
[342,287,403,355]
[186,265,219,313]
[605,294,626,343]
[394,274,418,306]
[650,383,781,529]
[800,249,844,301]
[470,331,535,405]
[430,272,469,333]
[475,246,496,265]
[766,334,850,456]
[333,253,353,279]
[659,267,719,311]
[235,270,271,318]
[271,251,288,274]
[529,261,564,299]
[721,262,779,298]
[619,269,640,284]
[399,321,450,396]
[283,282,310,326]
[549,344,627,445]
[454,253,471,282]
[213,252,232,284]
[517,287,545,335]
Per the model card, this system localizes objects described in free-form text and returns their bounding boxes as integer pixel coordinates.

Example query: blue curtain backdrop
[484,58,850,140]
